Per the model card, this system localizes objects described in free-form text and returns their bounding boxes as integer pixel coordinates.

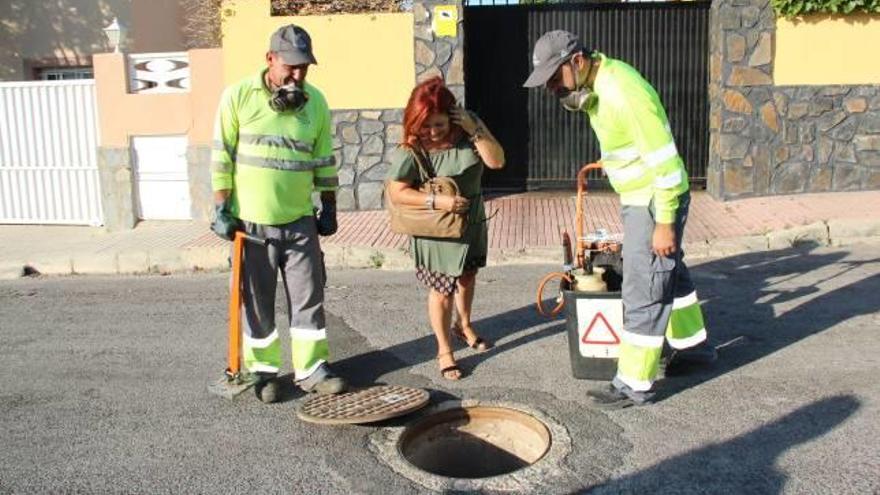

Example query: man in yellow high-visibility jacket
[524,30,716,408]
[211,24,345,403]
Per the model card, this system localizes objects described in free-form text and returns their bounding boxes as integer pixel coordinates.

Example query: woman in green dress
[386,77,506,380]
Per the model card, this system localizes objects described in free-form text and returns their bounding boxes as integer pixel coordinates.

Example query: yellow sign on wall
[221,0,414,109]
[432,6,458,37]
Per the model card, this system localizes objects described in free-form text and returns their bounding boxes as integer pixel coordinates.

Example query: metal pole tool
[207,231,269,399]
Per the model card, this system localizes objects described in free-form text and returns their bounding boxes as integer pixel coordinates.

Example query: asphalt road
[1,243,878,494]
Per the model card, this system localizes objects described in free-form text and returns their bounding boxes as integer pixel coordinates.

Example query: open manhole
[398,405,551,479]
[371,401,571,491]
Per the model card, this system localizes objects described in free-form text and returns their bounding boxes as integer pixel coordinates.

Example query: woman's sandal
[437,351,462,381]
[451,324,494,353]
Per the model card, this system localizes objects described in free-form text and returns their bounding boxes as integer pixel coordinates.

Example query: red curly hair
[401,76,463,149]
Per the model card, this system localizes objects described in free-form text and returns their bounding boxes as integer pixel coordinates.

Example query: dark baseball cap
[269,24,317,66]
[523,30,580,88]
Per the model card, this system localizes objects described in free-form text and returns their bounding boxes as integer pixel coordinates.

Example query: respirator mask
[269,83,309,113]
[558,56,595,113]
[560,87,592,113]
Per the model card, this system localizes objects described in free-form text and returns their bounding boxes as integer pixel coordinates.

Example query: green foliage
[772,0,880,18]
[368,252,385,268]
[271,0,403,16]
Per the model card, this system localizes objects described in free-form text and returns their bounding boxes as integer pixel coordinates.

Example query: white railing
[0,80,104,225]
[127,52,191,94]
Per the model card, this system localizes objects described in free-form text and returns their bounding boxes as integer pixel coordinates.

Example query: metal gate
[0,80,103,225]
[131,135,192,220]
[464,1,710,191]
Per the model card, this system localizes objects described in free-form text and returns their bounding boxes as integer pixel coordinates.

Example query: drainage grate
[297,385,430,425]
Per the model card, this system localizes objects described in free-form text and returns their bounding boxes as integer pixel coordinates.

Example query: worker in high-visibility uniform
[210,24,346,403]
[524,30,716,408]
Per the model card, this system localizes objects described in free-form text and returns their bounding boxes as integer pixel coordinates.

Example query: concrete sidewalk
[1,190,879,279]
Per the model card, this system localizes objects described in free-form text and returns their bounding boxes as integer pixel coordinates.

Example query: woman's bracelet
[469,125,486,143]
[424,193,435,210]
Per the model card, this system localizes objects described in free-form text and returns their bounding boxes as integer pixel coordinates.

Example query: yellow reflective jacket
[211,70,337,225]
[585,54,689,224]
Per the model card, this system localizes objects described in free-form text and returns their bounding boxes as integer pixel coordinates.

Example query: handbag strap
[410,146,436,184]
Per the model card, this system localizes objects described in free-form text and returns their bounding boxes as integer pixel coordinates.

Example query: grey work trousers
[239,216,326,343]
[620,191,696,340]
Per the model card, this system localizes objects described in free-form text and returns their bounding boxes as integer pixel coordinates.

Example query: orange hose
[536,271,572,318]
[536,162,605,318]
[576,162,603,270]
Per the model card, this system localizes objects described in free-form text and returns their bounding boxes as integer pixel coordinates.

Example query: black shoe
[664,341,718,376]
[254,373,281,404]
[296,363,347,395]
[587,383,654,409]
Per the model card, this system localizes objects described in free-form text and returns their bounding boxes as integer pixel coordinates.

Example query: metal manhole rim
[297,385,430,425]
[368,399,573,492]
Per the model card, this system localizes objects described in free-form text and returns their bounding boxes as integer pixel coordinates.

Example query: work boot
[664,341,718,377]
[587,378,654,409]
[296,363,347,395]
[254,373,281,404]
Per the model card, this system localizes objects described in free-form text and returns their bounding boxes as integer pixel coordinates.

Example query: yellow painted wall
[775,13,880,85]
[221,0,414,109]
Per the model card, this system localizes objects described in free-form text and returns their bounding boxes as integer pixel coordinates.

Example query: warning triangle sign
[581,312,620,345]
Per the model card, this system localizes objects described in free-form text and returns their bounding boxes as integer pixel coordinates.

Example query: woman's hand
[436,194,470,214]
[451,107,506,170]
[449,105,478,136]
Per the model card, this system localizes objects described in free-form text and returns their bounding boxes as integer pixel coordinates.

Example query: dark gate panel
[463,6,531,190]
[464,1,710,191]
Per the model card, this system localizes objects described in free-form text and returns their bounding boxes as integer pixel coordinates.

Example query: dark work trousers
[237,216,327,378]
[617,192,706,391]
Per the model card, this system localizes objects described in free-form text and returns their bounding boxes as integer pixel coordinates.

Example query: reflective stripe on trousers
[290,327,328,378]
[616,192,707,391]
[243,328,281,374]
[238,216,330,379]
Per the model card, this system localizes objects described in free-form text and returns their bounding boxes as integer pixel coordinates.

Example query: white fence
[0,80,103,225]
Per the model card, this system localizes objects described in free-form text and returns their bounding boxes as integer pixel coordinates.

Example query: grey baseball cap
[523,30,580,88]
[269,24,317,66]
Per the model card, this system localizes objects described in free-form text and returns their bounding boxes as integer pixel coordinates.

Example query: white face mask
[560,87,593,112]
[558,59,594,113]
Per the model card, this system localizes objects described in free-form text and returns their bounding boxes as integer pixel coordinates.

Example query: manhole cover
[297,385,429,425]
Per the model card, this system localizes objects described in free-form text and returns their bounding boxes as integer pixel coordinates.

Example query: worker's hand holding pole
[210,190,242,241]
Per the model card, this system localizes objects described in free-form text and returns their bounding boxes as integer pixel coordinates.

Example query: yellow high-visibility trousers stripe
[291,327,329,379]
[244,329,282,373]
[666,291,707,350]
[616,338,662,392]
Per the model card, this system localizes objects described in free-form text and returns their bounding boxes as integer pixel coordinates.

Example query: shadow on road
[334,298,559,385]
[336,243,879,399]
[457,243,880,397]
[579,394,861,494]
[657,244,879,400]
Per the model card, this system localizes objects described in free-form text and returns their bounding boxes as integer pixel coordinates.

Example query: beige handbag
[385,147,467,239]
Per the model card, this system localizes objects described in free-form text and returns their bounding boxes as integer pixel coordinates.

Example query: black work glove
[211,202,240,241]
[316,199,337,236]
